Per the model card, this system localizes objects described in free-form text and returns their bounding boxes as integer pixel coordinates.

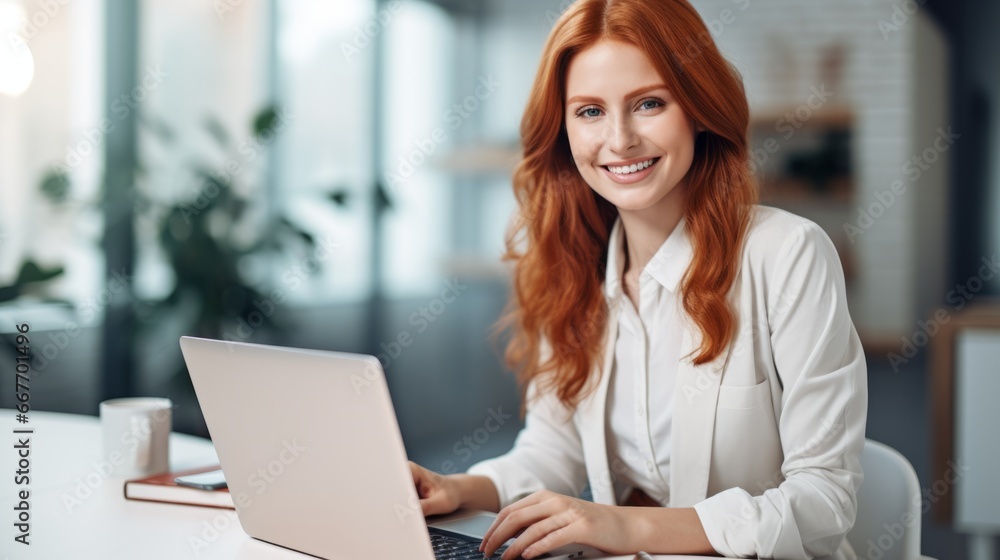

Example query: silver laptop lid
[179,336,435,560]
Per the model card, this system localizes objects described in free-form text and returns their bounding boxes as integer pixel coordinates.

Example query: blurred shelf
[441,255,510,281]
[431,142,522,175]
[759,177,854,209]
[750,103,855,128]
[0,299,77,333]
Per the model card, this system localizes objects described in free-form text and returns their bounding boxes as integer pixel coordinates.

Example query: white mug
[99,397,172,478]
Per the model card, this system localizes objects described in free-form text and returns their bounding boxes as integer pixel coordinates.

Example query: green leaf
[39,170,71,203]
[279,217,315,245]
[0,260,65,303]
[16,260,64,284]
[329,190,349,206]
[252,106,280,138]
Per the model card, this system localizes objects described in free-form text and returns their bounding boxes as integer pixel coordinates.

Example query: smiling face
[564,40,700,215]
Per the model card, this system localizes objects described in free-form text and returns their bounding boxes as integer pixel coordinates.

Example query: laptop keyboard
[429,531,515,559]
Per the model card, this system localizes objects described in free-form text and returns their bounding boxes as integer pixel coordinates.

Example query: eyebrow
[566,84,668,106]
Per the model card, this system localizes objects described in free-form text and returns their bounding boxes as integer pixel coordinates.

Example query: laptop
[179,336,599,560]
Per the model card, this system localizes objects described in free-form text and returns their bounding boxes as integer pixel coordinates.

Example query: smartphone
[175,469,228,490]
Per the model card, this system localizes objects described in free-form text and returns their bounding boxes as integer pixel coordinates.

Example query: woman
[409,0,867,558]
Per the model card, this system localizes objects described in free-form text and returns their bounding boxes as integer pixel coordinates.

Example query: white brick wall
[692,0,948,339]
[477,0,950,340]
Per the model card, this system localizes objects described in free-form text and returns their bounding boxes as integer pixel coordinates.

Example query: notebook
[124,465,234,509]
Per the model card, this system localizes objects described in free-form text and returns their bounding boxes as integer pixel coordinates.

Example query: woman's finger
[409,462,425,487]
[480,490,550,548]
[481,498,562,557]
[520,525,577,560]
[420,495,441,516]
[501,511,575,560]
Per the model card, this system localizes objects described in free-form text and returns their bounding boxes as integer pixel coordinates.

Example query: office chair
[846,438,937,560]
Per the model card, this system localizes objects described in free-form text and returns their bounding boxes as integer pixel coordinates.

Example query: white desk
[0,410,714,559]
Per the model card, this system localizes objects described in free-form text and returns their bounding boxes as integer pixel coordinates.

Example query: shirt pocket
[717,378,771,409]
[710,378,783,495]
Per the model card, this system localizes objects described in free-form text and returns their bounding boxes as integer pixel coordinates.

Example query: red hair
[496,0,759,415]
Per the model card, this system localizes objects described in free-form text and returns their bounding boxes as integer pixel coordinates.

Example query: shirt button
[636,405,645,416]
[646,461,655,472]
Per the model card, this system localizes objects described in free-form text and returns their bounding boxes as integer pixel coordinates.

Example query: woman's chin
[600,190,670,213]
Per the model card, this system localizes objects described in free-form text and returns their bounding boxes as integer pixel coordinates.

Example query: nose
[605,114,639,154]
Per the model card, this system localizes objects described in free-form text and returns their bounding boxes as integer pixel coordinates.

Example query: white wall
[0,0,105,304]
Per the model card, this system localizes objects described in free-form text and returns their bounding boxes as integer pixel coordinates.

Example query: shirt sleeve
[466,370,589,510]
[692,221,868,559]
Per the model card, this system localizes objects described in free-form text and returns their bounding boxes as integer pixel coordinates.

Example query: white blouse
[604,216,690,507]
[466,206,868,559]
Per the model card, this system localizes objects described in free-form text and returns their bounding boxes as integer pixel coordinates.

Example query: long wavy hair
[497,0,758,415]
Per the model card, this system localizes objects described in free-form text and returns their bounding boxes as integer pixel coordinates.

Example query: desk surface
[0,409,715,560]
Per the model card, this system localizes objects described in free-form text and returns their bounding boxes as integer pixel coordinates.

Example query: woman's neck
[618,191,686,278]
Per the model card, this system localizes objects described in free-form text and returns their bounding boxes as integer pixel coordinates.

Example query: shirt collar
[604,215,692,299]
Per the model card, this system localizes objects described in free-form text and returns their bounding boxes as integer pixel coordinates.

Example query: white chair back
[847,439,924,560]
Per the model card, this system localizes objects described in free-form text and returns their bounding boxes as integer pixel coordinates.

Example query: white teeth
[607,158,656,175]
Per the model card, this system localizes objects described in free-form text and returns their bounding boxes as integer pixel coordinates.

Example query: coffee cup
[99,397,172,478]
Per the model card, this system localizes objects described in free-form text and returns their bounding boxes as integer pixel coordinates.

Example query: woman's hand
[478,490,638,560]
[408,461,462,516]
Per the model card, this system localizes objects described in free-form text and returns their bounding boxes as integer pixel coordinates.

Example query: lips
[600,157,661,184]
[602,157,659,175]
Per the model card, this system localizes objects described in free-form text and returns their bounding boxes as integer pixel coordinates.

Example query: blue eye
[574,98,663,119]
[640,99,664,111]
